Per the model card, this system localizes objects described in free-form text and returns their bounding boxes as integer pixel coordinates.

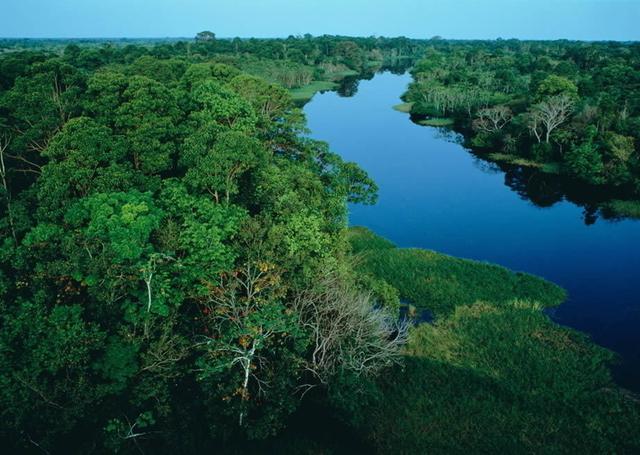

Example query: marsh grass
[487,152,562,174]
[604,199,640,219]
[350,302,640,453]
[348,226,566,316]
[335,227,640,452]
[289,80,338,102]
[418,117,455,127]
[392,102,413,113]
[329,69,359,78]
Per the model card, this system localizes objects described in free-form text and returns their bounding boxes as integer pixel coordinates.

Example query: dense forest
[401,40,640,218]
[1,34,639,453]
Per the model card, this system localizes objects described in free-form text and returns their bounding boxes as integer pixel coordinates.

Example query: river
[304,71,640,391]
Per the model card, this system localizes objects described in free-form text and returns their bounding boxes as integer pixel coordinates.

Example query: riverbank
[290,80,338,102]
[292,59,414,104]
[400,44,640,222]
[340,226,640,453]
[304,71,640,391]
[348,226,566,315]
[604,199,640,219]
[289,66,361,103]
[235,225,640,453]
[400,108,640,220]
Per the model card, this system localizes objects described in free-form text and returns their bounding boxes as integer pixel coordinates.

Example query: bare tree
[141,253,175,313]
[139,318,188,379]
[106,412,157,454]
[198,262,289,427]
[473,105,513,133]
[527,111,542,143]
[528,95,574,143]
[292,271,409,388]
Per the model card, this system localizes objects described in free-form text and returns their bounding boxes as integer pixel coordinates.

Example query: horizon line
[1,35,638,43]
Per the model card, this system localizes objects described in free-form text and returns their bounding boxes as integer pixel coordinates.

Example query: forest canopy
[402,40,640,200]
[0,34,407,452]
[1,35,639,453]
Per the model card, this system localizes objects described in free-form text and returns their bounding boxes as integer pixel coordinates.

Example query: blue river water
[304,71,640,391]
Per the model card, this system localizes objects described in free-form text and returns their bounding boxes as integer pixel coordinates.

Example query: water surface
[304,72,640,391]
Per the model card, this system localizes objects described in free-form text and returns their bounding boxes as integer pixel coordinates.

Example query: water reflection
[336,58,417,99]
[489,161,632,225]
[419,135,638,225]
[336,75,360,97]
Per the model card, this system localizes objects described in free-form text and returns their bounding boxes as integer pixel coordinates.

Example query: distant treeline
[0,34,428,92]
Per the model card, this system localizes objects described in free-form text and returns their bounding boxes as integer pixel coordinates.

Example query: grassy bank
[289,80,338,102]
[335,227,640,453]
[487,152,562,174]
[417,117,455,127]
[392,102,413,113]
[342,302,640,453]
[328,68,359,79]
[604,199,640,219]
[348,226,566,316]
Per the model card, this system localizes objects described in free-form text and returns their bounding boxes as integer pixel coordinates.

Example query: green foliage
[158,181,244,280]
[0,58,84,156]
[418,117,455,127]
[0,302,106,447]
[1,36,638,454]
[336,301,640,453]
[196,31,216,42]
[487,152,561,173]
[335,229,639,453]
[37,117,133,216]
[0,42,381,450]
[130,55,186,85]
[240,57,315,89]
[602,199,640,219]
[603,132,636,185]
[115,75,179,174]
[228,73,292,121]
[356,272,401,313]
[103,411,156,452]
[93,336,139,392]
[564,127,605,184]
[403,41,640,199]
[289,80,337,102]
[7,35,404,450]
[64,191,162,265]
[530,141,554,161]
[536,74,579,100]
[191,79,258,132]
[84,70,130,123]
[347,225,395,253]
[392,102,413,113]
[348,227,566,316]
[182,128,265,203]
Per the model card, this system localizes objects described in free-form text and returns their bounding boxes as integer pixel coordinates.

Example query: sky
[2,0,639,41]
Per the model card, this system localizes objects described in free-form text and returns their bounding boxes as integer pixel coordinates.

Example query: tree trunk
[238,342,257,427]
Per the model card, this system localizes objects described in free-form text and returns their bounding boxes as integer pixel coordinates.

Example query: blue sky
[2,0,639,40]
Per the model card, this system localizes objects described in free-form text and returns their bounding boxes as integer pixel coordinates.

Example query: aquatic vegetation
[348,226,566,316]
[338,227,640,453]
